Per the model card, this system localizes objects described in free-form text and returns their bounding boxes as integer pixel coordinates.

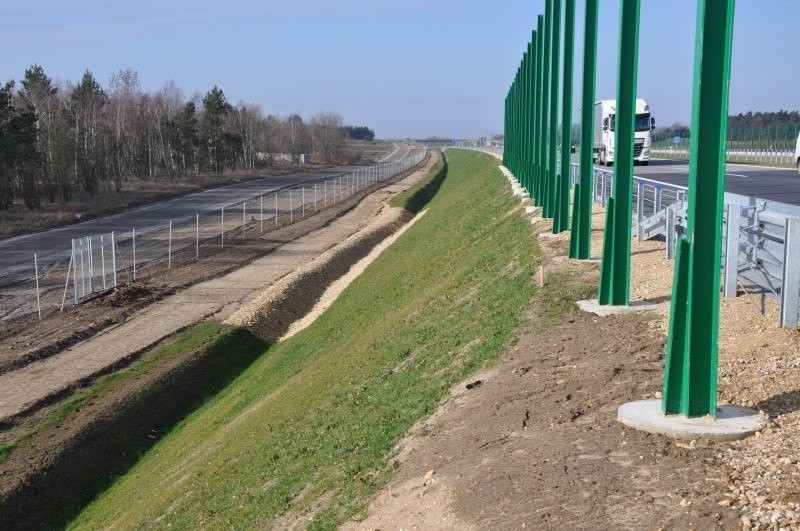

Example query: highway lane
[0,143,412,260]
[594,158,800,205]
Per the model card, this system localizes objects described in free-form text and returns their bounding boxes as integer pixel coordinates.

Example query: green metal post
[539,8,552,209]
[545,0,562,219]
[570,0,599,259]
[534,15,545,206]
[528,31,538,196]
[662,0,736,418]
[598,0,640,306]
[555,0,575,233]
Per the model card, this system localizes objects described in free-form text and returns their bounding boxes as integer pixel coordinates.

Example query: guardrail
[0,148,427,322]
[461,146,800,328]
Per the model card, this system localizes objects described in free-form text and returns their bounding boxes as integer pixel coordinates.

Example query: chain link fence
[0,149,427,322]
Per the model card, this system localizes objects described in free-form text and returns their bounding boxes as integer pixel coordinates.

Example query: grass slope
[70,150,539,530]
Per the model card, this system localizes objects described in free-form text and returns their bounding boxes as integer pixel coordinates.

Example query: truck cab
[594,98,655,166]
[795,131,800,176]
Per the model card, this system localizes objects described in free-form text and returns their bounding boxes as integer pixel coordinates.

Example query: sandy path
[0,156,437,421]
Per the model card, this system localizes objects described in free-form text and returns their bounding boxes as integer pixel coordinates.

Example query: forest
[0,64,367,211]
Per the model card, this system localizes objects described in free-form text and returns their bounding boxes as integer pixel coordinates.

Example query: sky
[1,1,798,139]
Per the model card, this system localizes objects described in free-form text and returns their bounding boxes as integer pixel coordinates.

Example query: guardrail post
[666,208,676,259]
[662,0,735,418]
[723,204,741,298]
[597,0,640,306]
[569,0,598,259]
[780,217,800,328]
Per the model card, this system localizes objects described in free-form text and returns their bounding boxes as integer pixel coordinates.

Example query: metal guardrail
[462,147,800,328]
[0,149,427,322]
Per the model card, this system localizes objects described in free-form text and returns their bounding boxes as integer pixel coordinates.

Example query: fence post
[61,243,74,311]
[662,0,736,418]
[597,0,640,307]
[325,180,328,207]
[260,196,263,233]
[780,218,800,328]
[133,229,136,281]
[101,234,107,290]
[79,238,85,298]
[315,183,318,212]
[275,193,278,228]
[88,237,93,294]
[242,201,246,238]
[196,214,199,257]
[221,207,225,248]
[34,253,41,320]
[303,186,306,217]
[290,189,293,223]
[723,204,740,298]
[112,231,117,287]
[169,220,173,268]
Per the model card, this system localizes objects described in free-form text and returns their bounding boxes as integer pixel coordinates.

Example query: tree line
[0,64,371,210]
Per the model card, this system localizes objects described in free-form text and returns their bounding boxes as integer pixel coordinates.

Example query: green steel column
[503,95,508,166]
[554,0,575,233]
[598,0,640,306]
[662,0,736,418]
[569,0,599,259]
[537,7,553,210]
[523,46,531,191]
[527,33,537,195]
[534,15,546,206]
[545,0,562,219]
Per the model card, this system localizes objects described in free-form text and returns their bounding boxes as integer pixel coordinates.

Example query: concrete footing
[576,299,660,316]
[530,217,544,225]
[525,206,541,215]
[618,400,765,441]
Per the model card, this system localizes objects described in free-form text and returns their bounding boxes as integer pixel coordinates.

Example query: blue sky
[1,1,797,139]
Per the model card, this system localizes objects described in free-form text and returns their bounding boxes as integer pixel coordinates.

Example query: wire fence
[652,124,800,167]
[0,149,427,322]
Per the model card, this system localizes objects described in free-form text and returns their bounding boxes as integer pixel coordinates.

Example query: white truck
[795,131,800,175]
[593,98,655,166]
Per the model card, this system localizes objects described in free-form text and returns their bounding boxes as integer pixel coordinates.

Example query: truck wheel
[797,158,800,177]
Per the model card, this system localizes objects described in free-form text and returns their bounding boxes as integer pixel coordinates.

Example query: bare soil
[352,190,800,530]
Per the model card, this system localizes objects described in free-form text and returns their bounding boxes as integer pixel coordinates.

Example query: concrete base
[618,400,765,442]
[570,257,601,264]
[530,217,544,225]
[538,231,563,239]
[576,299,660,316]
[525,206,542,215]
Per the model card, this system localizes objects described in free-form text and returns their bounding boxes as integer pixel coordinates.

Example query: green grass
[68,150,540,530]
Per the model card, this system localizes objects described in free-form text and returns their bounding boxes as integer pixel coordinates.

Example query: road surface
[0,144,411,262]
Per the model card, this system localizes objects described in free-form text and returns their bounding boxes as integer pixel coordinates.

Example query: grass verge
[67,150,539,529]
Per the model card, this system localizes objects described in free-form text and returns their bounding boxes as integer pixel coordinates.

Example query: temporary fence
[0,149,427,322]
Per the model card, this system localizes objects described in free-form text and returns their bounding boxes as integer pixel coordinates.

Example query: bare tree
[310,111,345,163]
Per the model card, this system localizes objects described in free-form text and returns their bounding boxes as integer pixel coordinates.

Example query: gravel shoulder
[349,158,800,530]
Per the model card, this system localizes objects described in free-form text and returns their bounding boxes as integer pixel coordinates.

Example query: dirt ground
[4,151,800,530]
[351,163,800,530]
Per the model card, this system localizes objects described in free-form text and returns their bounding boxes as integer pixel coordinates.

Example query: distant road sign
[674,136,681,144]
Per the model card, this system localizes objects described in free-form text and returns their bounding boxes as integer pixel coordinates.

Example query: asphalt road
[597,158,800,204]
[0,144,411,261]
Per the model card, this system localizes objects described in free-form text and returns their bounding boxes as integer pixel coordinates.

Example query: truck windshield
[609,113,652,132]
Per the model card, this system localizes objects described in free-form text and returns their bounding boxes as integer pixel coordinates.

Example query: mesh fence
[0,150,427,322]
